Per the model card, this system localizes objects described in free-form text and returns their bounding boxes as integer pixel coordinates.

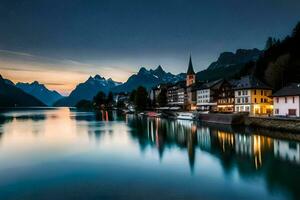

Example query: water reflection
[0,108,299,200]
[125,114,300,199]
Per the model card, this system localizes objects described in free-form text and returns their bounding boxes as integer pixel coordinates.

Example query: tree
[264,54,290,89]
[292,21,300,38]
[265,37,274,50]
[134,86,148,110]
[116,100,125,108]
[106,91,114,106]
[93,91,106,109]
[75,99,93,110]
[129,90,136,102]
[157,88,167,107]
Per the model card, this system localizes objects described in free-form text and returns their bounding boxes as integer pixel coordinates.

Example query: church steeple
[187,55,195,75]
[186,55,196,87]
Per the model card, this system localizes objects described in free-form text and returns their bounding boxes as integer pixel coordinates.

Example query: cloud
[0,49,34,57]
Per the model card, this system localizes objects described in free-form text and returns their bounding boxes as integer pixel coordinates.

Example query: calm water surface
[0,108,299,200]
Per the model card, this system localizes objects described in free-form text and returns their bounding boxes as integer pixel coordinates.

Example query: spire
[187,55,195,75]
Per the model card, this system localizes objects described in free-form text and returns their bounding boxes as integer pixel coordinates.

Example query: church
[186,56,198,110]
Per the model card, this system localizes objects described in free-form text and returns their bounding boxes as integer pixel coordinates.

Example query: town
[110,56,300,131]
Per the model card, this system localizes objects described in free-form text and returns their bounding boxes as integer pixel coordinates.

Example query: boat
[176,112,195,120]
[147,111,161,118]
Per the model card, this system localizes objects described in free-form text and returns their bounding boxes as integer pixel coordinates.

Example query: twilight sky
[0,0,300,95]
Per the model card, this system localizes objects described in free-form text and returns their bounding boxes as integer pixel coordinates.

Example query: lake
[0,108,299,200]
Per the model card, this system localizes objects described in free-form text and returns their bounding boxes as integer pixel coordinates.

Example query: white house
[196,79,222,112]
[272,83,300,117]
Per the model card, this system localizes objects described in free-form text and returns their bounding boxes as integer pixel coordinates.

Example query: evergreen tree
[292,21,300,37]
[134,86,148,110]
[93,91,106,109]
[106,91,114,105]
[265,37,274,50]
[129,90,136,103]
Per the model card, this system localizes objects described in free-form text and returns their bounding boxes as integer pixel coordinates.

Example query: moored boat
[176,112,195,120]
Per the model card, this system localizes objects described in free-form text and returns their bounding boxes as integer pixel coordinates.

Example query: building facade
[234,76,273,116]
[167,81,187,107]
[272,83,300,117]
[196,79,223,112]
[216,80,235,112]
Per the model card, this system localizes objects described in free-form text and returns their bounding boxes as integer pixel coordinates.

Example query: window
[245,97,249,103]
[246,106,250,111]
[276,97,279,103]
[255,98,257,103]
[275,109,279,114]
[288,109,296,116]
[254,90,256,95]
[261,90,263,95]
[238,91,241,96]
[285,97,287,103]
[293,96,295,103]
[261,98,263,103]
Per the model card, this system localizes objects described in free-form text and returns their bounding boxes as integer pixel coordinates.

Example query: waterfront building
[272,83,300,117]
[167,56,197,109]
[196,79,223,112]
[216,80,235,112]
[234,76,273,116]
[167,81,187,107]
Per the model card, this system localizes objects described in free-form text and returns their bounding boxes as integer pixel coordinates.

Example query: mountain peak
[138,67,148,74]
[94,74,104,80]
[155,65,163,71]
[32,81,40,85]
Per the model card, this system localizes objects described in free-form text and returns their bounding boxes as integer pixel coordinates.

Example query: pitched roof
[187,55,195,75]
[197,79,223,90]
[234,75,272,90]
[273,83,300,97]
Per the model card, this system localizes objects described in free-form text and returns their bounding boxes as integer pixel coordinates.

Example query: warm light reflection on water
[0,108,299,200]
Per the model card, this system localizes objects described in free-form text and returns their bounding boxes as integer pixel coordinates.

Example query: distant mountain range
[113,65,185,93]
[207,49,262,70]
[0,75,45,107]
[16,81,63,106]
[54,66,185,106]
[54,75,122,106]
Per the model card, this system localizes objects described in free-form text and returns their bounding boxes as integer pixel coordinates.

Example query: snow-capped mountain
[16,81,63,106]
[113,65,185,92]
[54,75,122,106]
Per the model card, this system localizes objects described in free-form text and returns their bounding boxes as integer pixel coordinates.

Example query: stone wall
[245,116,300,133]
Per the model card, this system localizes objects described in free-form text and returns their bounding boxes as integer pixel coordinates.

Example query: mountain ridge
[0,75,46,107]
[54,75,121,106]
[16,81,63,106]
